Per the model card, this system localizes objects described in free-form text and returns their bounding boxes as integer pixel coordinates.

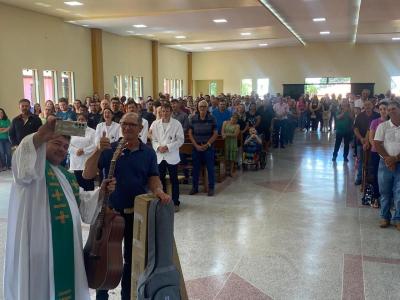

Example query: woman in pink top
[368,102,389,208]
[296,96,307,130]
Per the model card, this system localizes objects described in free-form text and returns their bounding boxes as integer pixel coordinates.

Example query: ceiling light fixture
[392,37,400,41]
[126,30,135,34]
[259,43,268,46]
[241,32,251,36]
[146,34,155,37]
[313,17,326,22]
[258,0,306,46]
[67,20,76,23]
[176,45,182,47]
[56,8,70,13]
[133,24,147,28]
[175,36,186,39]
[352,0,362,43]
[64,1,83,6]
[320,31,330,35]
[135,33,144,36]
[82,24,89,27]
[204,47,213,50]
[213,19,227,23]
[35,2,51,7]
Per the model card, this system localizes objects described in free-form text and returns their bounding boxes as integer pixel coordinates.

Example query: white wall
[0,3,92,117]
[158,46,188,95]
[102,32,153,98]
[192,42,400,95]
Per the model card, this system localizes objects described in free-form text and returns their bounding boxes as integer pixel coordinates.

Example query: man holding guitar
[84,112,171,300]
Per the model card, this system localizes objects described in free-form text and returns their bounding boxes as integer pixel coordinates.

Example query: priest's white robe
[4,133,102,300]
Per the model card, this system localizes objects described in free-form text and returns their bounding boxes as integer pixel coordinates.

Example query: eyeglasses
[120,122,139,128]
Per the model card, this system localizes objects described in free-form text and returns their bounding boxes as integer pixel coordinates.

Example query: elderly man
[83,112,170,300]
[4,116,115,300]
[188,100,218,196]
[374,101,400,230]
[150,103,184,211]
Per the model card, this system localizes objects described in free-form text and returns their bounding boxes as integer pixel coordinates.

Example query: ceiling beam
[352,0,362,43]
[258,0,306,46]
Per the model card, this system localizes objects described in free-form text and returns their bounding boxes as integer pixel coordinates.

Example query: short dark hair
[102,107,114,115]
[161,103,172,111]
[19,98,30,105]
[58,97,68,104]
[76,113,88,121]
[170,98,179,103]
[126,99,137,107]
[111,97,120,103]
[388,100,400,109]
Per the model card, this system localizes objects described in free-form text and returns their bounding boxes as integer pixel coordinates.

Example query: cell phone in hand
[55,119,87,137]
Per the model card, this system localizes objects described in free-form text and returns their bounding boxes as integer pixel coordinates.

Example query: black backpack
[137,199,181,300]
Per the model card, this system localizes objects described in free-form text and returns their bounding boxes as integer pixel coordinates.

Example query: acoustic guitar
[84,138,126,289]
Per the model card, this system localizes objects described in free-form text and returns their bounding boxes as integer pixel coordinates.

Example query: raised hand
[98,131,111,152]
[33,116,62,148]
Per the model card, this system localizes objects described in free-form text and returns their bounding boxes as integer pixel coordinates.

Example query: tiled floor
[1,131,399,299]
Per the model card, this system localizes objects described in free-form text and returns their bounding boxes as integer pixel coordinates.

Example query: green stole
[45,161,80,300]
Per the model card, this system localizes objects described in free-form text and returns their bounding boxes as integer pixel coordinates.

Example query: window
[209,81,217,96]
[113,75,122,96]
[241,79,252,96]
[132,77,144,100]
[305,77,350,97]
[257,78,269,97]
[43,70,58,101]
[164,79,183,98]
[391,76,400,96]
[22,69,40,103]
[60,71,75,101]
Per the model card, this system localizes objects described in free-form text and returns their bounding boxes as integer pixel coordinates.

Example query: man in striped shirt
[188,100,218,196]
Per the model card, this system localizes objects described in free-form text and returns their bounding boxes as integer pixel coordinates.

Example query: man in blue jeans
[188,100,218,196]
[374,101,400,230]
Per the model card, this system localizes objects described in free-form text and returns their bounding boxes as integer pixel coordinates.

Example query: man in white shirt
[150,103,184,211]
[354,89,370,110]
[272,97,289,148]
[374,100,400,230]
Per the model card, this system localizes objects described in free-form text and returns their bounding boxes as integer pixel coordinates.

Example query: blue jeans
[192,146,215,190]
[0,139,11,168]
[356,145,363,182]
[378,161,400,223]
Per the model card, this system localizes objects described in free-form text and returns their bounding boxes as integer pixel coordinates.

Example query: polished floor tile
[1,131,399,299]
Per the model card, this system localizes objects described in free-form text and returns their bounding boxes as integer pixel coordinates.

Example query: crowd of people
[2,89,400,300]
[1,89,399,220]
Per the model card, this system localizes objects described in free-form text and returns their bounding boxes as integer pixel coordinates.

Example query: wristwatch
[207,142,211,148]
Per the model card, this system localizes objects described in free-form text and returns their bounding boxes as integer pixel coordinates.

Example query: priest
[4,116,116,300]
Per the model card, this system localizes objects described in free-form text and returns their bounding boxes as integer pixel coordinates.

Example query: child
[243,127,262,163]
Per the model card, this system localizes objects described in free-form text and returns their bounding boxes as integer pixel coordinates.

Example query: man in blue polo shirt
[212,98,231,134]
[83,112,170,300]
